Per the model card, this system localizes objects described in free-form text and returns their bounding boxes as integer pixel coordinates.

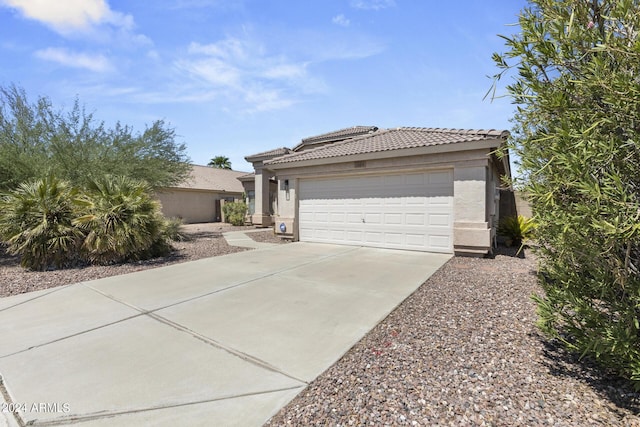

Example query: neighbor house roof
[170,165,246,193]
[267,127,509,166]
[292,125,378,151]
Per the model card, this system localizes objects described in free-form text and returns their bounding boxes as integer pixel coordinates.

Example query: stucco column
[252,165,273,227]
[453,164,490,255]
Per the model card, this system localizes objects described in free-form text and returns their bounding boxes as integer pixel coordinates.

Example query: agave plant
[497,214,536,247]
[0,177,84,270]
[74,176,168,264]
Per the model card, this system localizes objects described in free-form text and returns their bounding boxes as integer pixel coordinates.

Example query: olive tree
[492,0,640,386]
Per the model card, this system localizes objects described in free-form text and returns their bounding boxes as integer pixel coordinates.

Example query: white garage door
[299,170,453,253]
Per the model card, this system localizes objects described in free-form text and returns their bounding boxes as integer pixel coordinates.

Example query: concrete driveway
[0,242,450,426]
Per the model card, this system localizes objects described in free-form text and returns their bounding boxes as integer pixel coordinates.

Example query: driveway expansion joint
[19,386,305,427]
[0,314,145,360]
[146,312,308,385]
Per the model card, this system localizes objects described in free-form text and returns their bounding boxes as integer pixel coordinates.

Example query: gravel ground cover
[267,249,640,426]
[0,224,279,298]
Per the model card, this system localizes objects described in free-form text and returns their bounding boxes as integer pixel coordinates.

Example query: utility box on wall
[275,217,294,239]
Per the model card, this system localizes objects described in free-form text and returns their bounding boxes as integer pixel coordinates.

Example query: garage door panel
[364,213,382,224]
[429,235,451,250]
[406,213,425,225]
[299,170,453,253]
[346,230,364,241]
[429,213,450,227]
[346,213,362,224]
[364,232,383,244]
[384,213,403,225]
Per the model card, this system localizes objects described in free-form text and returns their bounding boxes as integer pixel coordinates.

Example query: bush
[492,0,640,387]
[0,84,191,191]
[497,215,535,246]
[74,176,169,264]
[162,217,187,242]
[0,176,84,270]
[222,201,247,226]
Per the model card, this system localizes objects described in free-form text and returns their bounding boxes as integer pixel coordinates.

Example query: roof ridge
[397,127,507,137]
[300,125,378,144]
[266,128,395,165]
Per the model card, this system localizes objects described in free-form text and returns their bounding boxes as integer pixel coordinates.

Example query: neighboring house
[157,165,246,224]
[241,126,512,256]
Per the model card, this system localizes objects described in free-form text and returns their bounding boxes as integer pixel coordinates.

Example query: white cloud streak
[34,47,113,72]
[350,0,396,10]
[332,14,350,27]
[176,37,316,112]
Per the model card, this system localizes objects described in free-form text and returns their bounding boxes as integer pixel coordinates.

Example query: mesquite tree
[492,0,640,386]
[0,84,191,190]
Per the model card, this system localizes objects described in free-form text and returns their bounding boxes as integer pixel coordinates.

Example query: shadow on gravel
[0,243,193,270]
[181,231,223,241]
[491,244,528,259]
[540,337,640,415]
[0,244,20,267]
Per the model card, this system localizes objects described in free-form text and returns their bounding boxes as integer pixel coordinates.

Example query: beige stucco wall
[515,191,533,218]
[270,147,499,254]
[156,189,242,224]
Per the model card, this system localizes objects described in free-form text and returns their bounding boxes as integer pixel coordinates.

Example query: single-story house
[241,126,512,256]
[157,164,246,223]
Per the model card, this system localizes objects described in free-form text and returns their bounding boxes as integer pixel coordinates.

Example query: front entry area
[298,170,454,253]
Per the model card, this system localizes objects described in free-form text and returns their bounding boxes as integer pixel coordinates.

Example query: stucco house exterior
[242,126,512,256]
[157,164,246,224]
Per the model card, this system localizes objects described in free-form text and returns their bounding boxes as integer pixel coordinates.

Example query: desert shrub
[492,0,640,387]
[0,176,84,270]
[0,84,191,191]
[74,176,169,264]
[222,201,247,226]
[162,217,187,242]
[497,215,536,246]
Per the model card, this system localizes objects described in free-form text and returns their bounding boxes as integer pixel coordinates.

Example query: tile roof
[267,127,509,165]
[245,147,291,161]
[294,125,378,150]
[170,165,247,192]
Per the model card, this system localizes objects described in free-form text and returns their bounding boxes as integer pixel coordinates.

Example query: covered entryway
[298,170,454,253]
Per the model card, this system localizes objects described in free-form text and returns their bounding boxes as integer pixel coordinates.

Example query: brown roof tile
[267,127,509,165]
[294,125,379,150]
[245,147,291,162]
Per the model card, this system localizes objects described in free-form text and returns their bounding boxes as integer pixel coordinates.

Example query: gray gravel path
[266,249,640,426]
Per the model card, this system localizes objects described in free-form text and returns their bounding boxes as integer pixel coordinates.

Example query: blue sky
[0,0,527,172]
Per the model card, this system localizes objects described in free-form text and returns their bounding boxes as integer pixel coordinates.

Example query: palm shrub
[492,0,640,386]
[74,176,169,264]
[222,201,247,226]
[498,215,536,247]
[0,176,84,270]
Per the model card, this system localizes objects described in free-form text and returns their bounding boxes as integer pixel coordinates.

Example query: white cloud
[176,37,314,112]
[0,0,133,35]
[350,0,396,10]
[34,47,112,72]
[332,14,350,27]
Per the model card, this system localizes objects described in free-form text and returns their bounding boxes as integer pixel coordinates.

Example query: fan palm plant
[207,156,232,170]
[74,176,168,264]
[0,177,84,270]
